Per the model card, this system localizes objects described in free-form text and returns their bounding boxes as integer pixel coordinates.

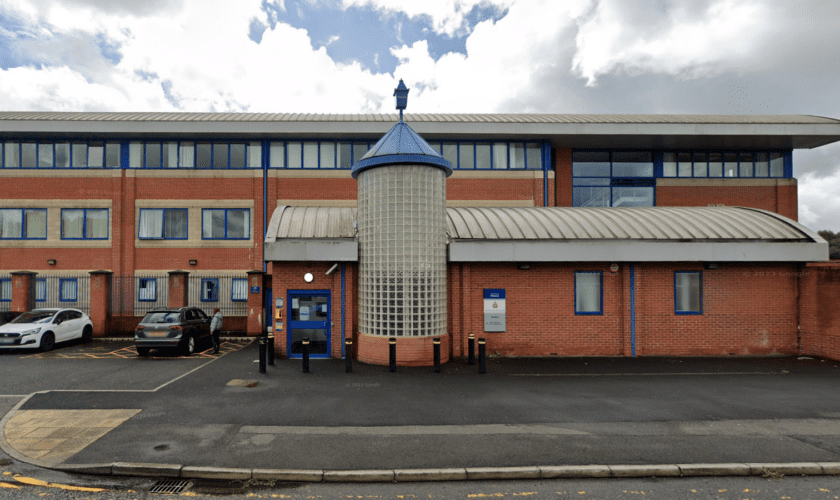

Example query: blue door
[287,290,330,358]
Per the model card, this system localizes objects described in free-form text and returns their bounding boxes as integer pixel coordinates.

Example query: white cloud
[571,0,771,85]
[799,169,840,231]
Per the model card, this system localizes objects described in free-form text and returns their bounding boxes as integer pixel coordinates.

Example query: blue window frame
[138,278,157,302]
[0,279,10,302]
[572,151,655,207]
[675,271,702,314]
[661,150,789,178]
[201,279,219,302]
[35,278,46,302]
[574,271,603,315]
[128,141,261,169]
[59,278,78,302]
[0,141,120,168]
[61,208,109,240]
[201,209,250,240]
[231,278,248,302]
[138,209,188,239]
[0,209,47,239]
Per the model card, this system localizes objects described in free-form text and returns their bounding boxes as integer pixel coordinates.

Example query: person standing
[210,308,223,354]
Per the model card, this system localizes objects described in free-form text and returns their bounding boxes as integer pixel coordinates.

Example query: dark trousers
[211,330,220,351]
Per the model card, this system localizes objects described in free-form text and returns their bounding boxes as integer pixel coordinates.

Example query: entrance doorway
[287,290,330,358]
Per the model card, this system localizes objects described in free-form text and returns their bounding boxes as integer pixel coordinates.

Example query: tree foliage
[817,230,840,259]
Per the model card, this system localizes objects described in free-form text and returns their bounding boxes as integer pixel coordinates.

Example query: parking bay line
[509,371,786,377]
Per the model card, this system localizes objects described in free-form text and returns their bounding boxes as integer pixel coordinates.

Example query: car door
[51,311,74,342]
[193,309,211,339]
[64,310,85,340]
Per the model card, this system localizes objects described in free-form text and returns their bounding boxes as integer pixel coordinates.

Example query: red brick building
[1,112,839,363]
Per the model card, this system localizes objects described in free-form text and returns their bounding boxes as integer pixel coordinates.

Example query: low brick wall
[800,262,840,361]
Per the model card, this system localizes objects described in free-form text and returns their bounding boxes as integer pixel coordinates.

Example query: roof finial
[394,79,409,122]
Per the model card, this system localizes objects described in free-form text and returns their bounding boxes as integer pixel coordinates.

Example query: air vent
[149,480,191,494]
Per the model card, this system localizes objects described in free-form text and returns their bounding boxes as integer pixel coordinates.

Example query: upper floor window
[0,209,47,239]
[663,151,785,178]
[201,209,250,240]
[139,209,188,239]
[129,141,262,169]
[427,141,544,170]
[1,141,120,168]
[572,151,654,207]
[61,209,109,240]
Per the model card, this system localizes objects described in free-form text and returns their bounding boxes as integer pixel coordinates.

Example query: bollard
[258,336,267,373]
[267,332,275,365]
[389,338,396,372]
[433,337,441,373]
[302,338,310,373]
[345,338,353,373]
[478,337,486,374]
[468,334,475,365]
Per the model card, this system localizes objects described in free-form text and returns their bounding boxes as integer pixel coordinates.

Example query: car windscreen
[10,311,57,324]
[141,312,181,324]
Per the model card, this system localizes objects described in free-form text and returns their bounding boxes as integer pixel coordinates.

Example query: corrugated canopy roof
[266,206,817,242]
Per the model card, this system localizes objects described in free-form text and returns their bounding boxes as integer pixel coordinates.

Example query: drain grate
[149,479,191,494]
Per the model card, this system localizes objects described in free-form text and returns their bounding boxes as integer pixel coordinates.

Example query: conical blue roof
[351,120,453,179]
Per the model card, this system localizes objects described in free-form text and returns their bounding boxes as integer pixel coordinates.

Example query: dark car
[0,311,21,326]
[134,307,212,356]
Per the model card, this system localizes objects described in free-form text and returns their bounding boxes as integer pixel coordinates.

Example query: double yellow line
[2,472,106,492]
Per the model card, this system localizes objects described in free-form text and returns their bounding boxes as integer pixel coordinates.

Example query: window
[59,278,78,302]
[0,279,10,301]
[138,278,157,302]
[201,209,249,239]
[0,209,47,239]
[61,209,109,240]
[572,151,654,207]
[675,271,702,314]
[201,279,218,302]
[138,209,188,239]
[575,271,602,314]
[662,150,787,178]
[36,279,46,302]
[231,278,248,301]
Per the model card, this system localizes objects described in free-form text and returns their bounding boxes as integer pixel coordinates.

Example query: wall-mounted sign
[250,286,260,294]
[484,289,506,332]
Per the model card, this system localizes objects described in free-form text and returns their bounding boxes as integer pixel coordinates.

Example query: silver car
[0,308,93,351]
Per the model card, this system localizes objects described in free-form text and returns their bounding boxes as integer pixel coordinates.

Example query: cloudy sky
[1,0,839,230]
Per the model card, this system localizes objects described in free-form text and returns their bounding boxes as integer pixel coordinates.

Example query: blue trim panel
[351,153,454,178]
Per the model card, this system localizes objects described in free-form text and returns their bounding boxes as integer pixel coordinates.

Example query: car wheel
[82,325,93,343]
[136,346,150,356]
[39,332,55,352]
[180,336,195,357]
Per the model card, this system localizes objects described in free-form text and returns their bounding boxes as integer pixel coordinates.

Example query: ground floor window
[675,271,702,314]
[59,278,78,302]
[138,278,157,301]
[231,278,247,301]
[201,278,219,302]
[0,279,10,301]
[575,271,602,314]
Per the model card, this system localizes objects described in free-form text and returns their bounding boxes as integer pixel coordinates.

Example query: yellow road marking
[13,474,106,492]
[0,482,21,489]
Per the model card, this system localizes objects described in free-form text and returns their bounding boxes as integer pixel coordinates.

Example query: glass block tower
[352,80,453,340]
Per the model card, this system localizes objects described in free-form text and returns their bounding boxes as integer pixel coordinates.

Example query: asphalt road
[3,339,840,470]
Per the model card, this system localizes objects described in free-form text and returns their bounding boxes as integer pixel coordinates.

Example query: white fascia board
[264,239,357,261]
[448,240,829,263]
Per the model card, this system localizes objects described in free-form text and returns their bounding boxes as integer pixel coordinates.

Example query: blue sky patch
[95,33,122,65]
[260,1,507,74]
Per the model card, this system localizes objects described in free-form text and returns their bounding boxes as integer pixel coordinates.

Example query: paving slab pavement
[2,340,840,481]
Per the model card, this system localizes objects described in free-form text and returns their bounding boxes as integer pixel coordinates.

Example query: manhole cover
[149,479,191,494]
[227,379,259,387]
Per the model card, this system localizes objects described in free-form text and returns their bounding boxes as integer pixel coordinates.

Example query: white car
[0,308,93,352]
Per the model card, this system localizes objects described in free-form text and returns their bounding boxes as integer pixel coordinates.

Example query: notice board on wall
[483,289,506,332]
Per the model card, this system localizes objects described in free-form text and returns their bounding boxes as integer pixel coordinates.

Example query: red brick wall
[656,181,798,220]
[446,262,800,358]
[554,148,572,207]
[356,333,451,366]
[447,177,543,204]
[799,263,840,361]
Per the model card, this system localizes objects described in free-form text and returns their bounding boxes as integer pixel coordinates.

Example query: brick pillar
[246,270,266,337]
[168,271,189,308]
[10,271,36,313]
[88,271,112,337]
[554,148,572,207]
